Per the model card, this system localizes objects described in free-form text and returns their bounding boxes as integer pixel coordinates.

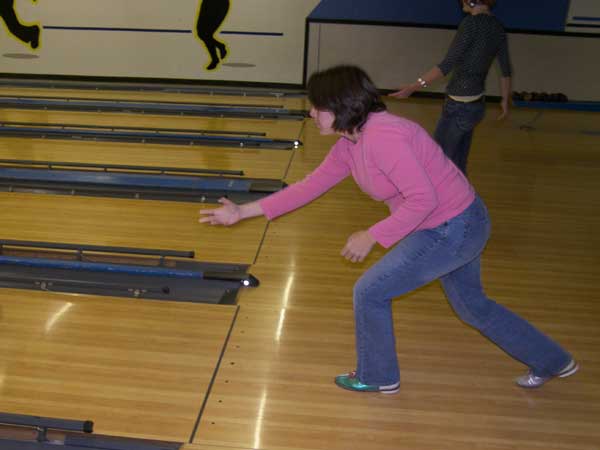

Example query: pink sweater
[259,111,475,248]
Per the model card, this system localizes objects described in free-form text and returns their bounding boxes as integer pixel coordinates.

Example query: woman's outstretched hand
[389,84,419,99]
[199,197,242,226]
[341,230,376,263]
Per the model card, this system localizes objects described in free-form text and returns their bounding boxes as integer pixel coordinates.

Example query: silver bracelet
[417,77,428,88]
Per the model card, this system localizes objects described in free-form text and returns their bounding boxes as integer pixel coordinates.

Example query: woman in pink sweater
[200,65,577,393]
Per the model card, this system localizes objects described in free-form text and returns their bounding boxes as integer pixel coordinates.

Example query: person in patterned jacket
[391,0,511,176]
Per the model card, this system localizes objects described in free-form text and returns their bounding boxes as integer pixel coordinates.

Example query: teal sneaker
[335,371,399,394]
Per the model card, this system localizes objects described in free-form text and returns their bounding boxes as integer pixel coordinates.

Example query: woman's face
[309,107,336,135]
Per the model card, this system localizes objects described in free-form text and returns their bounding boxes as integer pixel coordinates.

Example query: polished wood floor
[0,87,598,450]
[0,290,237,441]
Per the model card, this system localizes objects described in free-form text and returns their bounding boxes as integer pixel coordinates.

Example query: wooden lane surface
[194,302,597,450]
[0,192,267,265]
[184,445,254,450]
[0,108,303,180]
[0,87,309,111]
[192,99,600,450]
[508,106,600,136]
[0,109,305,140]
[0,137,294,181]
[0,95,597,450]
[0,289,236,442]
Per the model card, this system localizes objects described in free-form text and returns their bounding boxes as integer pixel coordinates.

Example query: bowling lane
[0,192,266,265]
[0,108,305,140]
[0,87,309,113]
[0,107,303,180]
[0,289,237,442]
[0,137,293,181]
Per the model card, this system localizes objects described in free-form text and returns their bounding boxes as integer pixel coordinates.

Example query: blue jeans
[353,196,572,385]
[434,97,485,175]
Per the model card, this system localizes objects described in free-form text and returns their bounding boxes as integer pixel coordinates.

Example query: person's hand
[497,97,509,121]
[341,230,376,263]
[389,84,419,99]
[199,197,242,226]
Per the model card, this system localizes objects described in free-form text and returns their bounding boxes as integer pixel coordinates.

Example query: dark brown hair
[307,65,386,134]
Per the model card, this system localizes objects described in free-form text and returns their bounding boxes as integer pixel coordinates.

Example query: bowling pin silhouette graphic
[195,0,229,70]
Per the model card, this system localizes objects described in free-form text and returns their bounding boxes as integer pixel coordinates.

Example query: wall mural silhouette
[195,0,230,71]
[0,0,319,83]
[0,0,40,50]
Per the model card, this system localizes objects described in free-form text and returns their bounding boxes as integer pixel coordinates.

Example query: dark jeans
[434,97,485,176]
[353,196,571,385]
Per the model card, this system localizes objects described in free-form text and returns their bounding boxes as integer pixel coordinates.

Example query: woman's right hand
[199,197,242,226]
[388,84,419,99]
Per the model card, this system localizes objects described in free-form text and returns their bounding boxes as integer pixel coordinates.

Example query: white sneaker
[515,359,579,389]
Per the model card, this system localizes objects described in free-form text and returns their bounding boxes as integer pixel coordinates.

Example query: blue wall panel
[309,0,571,32]
[309,1,462,27]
